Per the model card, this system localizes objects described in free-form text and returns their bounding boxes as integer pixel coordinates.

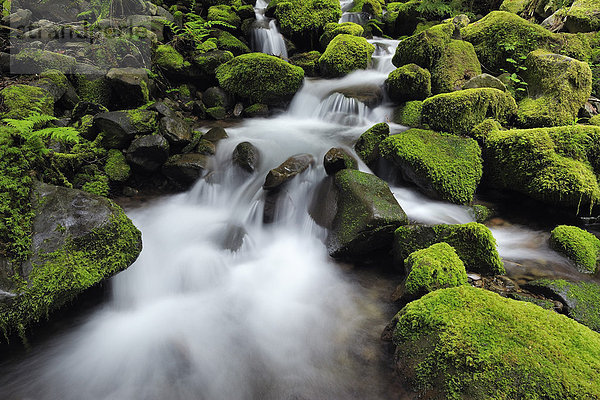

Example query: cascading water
[250,0,288,59]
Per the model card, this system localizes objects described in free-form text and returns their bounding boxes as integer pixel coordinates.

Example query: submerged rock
[323,147,358,175]
[232,141,260,173]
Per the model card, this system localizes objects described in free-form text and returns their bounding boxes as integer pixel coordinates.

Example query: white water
[251,0,288,59]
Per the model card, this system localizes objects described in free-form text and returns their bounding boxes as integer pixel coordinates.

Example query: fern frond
[2,118,35,136]
[35,127,80,145]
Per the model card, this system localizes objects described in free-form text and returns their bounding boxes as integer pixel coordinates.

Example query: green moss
[550,225,600,273]
[319,22,364,49]
[470,204,493,223]
[421,88,517,135]
[462,11,593,73]
[391,286,600,399]
[39,69,69,92]
[392,22,454,70]
[469,118,502,141]
[499,0,530,14]
[318,34,375,78]
[506,292,556,310]
[243,103,269,117]
[271,0,342,48]
[565,0,600,33]
[380,129,482,204]
[73,75,111,107]
[206,106,227,120]
[289,51,322,76]
[81,174,110,197]
[392,101,423,127]
[125,109,159,133]
[192,49,235,76]
[207,5,241,27]
[0,202,141,339]
[484,126,600,212]
[104,149,131,183]
[349,0,384,16]
[212,29,251,56]
[516,50,592,127]
[353,122,390,168]
[386,64,431,102]
[0,85,54,119]
[393,222,505,275]
[430,39,481,94]
[404,242,468,298]
[216,53,304,105]
[590,114,600,126]
[154,44,188,72]
[14,49,77,74]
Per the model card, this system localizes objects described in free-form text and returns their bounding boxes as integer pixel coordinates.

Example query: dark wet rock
[196,139,216,155]
[216,224,247,252]
[354,122,389,169]
[148,101,176,119]
[203,86,233,108]
[162,153,209,188]
[72,102,109,120]
[203,127,229,142]
[12,49,77,74]
[93,110,158,149]
[323,147,358,175]
[2,8,32,29]
[106,67,150,108]
[243,103,269,118]
[463,73,507,91]
[335,85,384,108]
[263,154,315,191]
[523,279,600,332]
[206,106,227,120]
[319,169,408,259]
[232,141,260,173]
[126,134,170,172]
[159,117,192,149]
[233,102,244,117]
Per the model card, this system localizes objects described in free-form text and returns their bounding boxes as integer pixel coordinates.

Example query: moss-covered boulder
[525,279,600,333]
[319,22,364,49]
[289,51,321,76]
[13,49,77,74]
[517,50,592,127]
[323,147,358,175]
[211,29,251,56]
[484,125,600,212]
[421,88,517,135]
[93,109,159,149]
[393,223,505,275]
[0,181,142,340]
[207,5,241,27]
[565,0,600,32]
[153,44,191,78]
[216,53,304,105]
[549,225,600,273]
[380,129,482,204]
[318,34,375,78]
[392,101,423,127]
[461,11,592,73]
[0,84,54,119]
[353,122,390,169]
[349,0,384,17]
[104,149,130,183]
[385,64,431,103]
[392,23,481,94]
[388,285,600,399]
[402,242,468,300]
[270,0,342,49]
[192,49,235,80]
[313,170,408,259]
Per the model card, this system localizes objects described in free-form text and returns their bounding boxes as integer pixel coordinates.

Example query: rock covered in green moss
[403,242,467,300]
[565,0,600,32]
[207,4,241,27]
[590,114,600,126]
[93,109,158,149]
[192,49,235,78]
[392,23,453,71]
[211,29,251,56]
[392,101,423,126]
[270,0,341,49]
[393,223,505,275]
[0,181,142,339]
[388,285,600,399]
[154,44,190,76]
[13,49,77,74]
[380,129,482,204]
[385,64,431,103]
[289,51,321,76]
[318,34,375,78]
[484,125,600,212]
[353,122,389,168]
[319,22,364,49]
[0,84,54,119]
[349,0,384,16]
[421,88,516,135]
[461,11,592,73]
[104,149,130,183]
[326,169,408,258]
[323,147,357,175]
[106,67,150,109]
[72,64,112,107]
[216,53,304,105]
[549,225,600,273]
[517,50,592,127]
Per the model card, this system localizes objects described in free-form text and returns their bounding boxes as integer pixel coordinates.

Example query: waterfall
[251,0,288,59]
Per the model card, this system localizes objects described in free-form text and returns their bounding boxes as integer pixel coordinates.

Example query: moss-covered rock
[353,122,389,169]
[0,84,54,119]
[192,49,235,79]
[13,49,77,74]
[462,11,592,73]
[216,53,304,105]
[565,0,600,33]
[211,29,251,56]
[207,4,241,27]
[289,51,321,76]
[0,181,142,340]
[385,64,431,103]
[392,23,454,71]
[403,242,468,300]
[380,129,482,204]
[318,34,375,78]
[590,114,600,126]
[326,169,408,258]
[154,44,190,75]
[392,101,423,127]
[319,22,364,49]
[549,225,600,273]
[393,222,505,275]
[421,88,517,135]
[270,0,342,49]
[93,109,159,149]
[389,285,600,399]
[389,1,454,37]
[104,149,131,183]
[516,50,592,127]
[484,125,600,212]
[349,0,384,17]
[72,64,112,108]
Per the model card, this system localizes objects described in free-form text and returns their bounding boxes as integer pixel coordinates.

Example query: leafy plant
[2,112,80,151]
[498,41,529,99]
[165,13,235,51]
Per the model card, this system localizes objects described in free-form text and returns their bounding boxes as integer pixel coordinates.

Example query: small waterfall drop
[251,0,288,59]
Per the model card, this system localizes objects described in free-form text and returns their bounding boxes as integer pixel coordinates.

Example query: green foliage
[393,222,505,275]
[404,242,467,299]
[3,112,80,150]
[318,34,375,78]
[0,85,54,119]
[164,12,236,52]
[550,225,600,273]
[380,129,483,204]
[392,286,600,399]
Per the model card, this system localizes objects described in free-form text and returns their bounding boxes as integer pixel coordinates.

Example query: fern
[2,112,80,147]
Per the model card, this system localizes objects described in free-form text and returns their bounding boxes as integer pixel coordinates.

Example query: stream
[0,1,587,399]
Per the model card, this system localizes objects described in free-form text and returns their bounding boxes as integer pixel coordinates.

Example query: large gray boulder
[126,134,170,172]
